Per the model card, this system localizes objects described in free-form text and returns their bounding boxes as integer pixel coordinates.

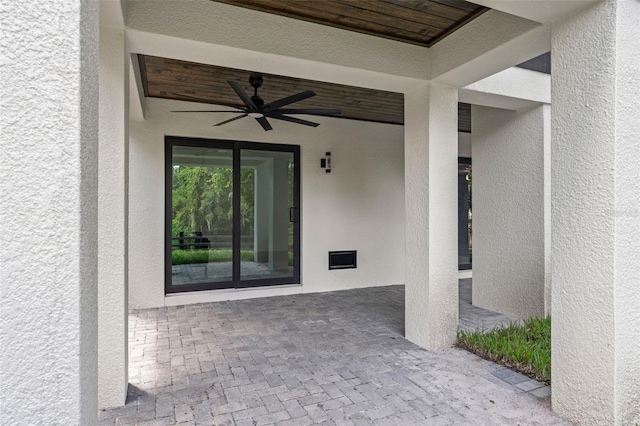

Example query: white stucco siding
[128,98,405,309]
[1,1,99,424]
[551,1,640,424]
[551,1,616,422]
[471,105,545,320]
[614,1,640,423]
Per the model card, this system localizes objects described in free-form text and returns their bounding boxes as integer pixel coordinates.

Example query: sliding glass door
[165,137,300,293]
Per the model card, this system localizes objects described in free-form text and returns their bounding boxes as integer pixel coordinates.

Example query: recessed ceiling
[140,55,405,125]
[211,0,488,47]
[140,55,472,130]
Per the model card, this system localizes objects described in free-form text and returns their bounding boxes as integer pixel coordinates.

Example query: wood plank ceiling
[141,55,405,125]
[211,0,488,47]
[141,55,472,130]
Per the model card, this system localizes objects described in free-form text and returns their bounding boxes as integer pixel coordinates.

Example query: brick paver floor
[100,281,564,425]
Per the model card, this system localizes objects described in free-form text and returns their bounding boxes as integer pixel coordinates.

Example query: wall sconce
[320,152,331,173]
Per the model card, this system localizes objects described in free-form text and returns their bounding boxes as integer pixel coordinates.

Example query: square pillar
[98,25,129,409]
[551,1,640,424]
[0,1,99,424]
[404,82,459,350]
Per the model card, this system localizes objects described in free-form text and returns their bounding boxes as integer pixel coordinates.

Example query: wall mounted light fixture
[320,152,331,173]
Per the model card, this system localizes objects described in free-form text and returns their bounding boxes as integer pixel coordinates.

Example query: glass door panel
[166,137,300,293]
[170,145,234,288]
[239,149,295,282]
[458,159,472,270]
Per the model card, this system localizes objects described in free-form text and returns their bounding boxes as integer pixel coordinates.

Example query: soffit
[210,0,488,47]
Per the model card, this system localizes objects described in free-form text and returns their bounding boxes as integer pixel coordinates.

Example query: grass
[172,249,294,266]
[457,316,551,384]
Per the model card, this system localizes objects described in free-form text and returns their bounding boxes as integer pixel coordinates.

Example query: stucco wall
[1,1,99,424]
[552,1,640,424]
[129,98,405,309]
[471,105,545,320]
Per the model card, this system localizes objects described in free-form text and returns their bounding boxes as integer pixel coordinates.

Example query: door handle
[290,207,299,223]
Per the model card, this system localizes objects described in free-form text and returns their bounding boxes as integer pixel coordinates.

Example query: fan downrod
[249,73,264,107]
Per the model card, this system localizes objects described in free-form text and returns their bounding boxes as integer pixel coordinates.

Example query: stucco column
[551,1,640,424]
[404,82,458,350]
[0,1,99,425]
[471,105,546,320]
[98,25,129,409]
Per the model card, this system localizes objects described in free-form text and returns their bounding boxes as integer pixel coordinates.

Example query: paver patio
[100,280,564,425]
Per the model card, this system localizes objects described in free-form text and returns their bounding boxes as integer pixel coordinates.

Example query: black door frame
[165,136,301,294]
[458,157,472,271]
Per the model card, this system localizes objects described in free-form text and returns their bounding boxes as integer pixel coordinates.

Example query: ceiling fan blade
[255,116,273,131]
[169,93,213,102]
[171,110,247,113]
[228,80,259,111]
[273,108,341,116]
[169,93,244,108]
[269,114,320,127]
[263,90,316,110]
[214,114,248,126]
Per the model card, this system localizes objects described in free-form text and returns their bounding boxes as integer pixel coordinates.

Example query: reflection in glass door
[240,150,295,283]
[169,145,234,288]
[165,137,300,293]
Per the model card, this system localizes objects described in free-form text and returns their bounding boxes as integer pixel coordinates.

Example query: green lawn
[457,316,551,384]
[172,249,294,266]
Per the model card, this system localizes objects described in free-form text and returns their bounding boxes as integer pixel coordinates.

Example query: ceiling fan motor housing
[249,73,263,89]
[251,96,265,107]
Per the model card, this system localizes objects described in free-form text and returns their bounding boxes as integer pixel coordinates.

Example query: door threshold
[164,283,303,306]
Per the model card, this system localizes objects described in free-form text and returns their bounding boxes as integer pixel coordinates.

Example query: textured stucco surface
[613,0,640,423]
[0,1,99,424]
[404,83,459,350]
[472,105,546,320]
[543,104,551,316]
[460,66,550,111]
[431,10,548,87]
[551,1,639,424]
[128,98,405,309]
[98,24,129,409]
[431,10,539,79]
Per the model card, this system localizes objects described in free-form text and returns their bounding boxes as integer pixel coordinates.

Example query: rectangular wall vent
[329,251,357,270]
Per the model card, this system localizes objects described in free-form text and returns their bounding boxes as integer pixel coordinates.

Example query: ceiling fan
[172,73,341,131]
